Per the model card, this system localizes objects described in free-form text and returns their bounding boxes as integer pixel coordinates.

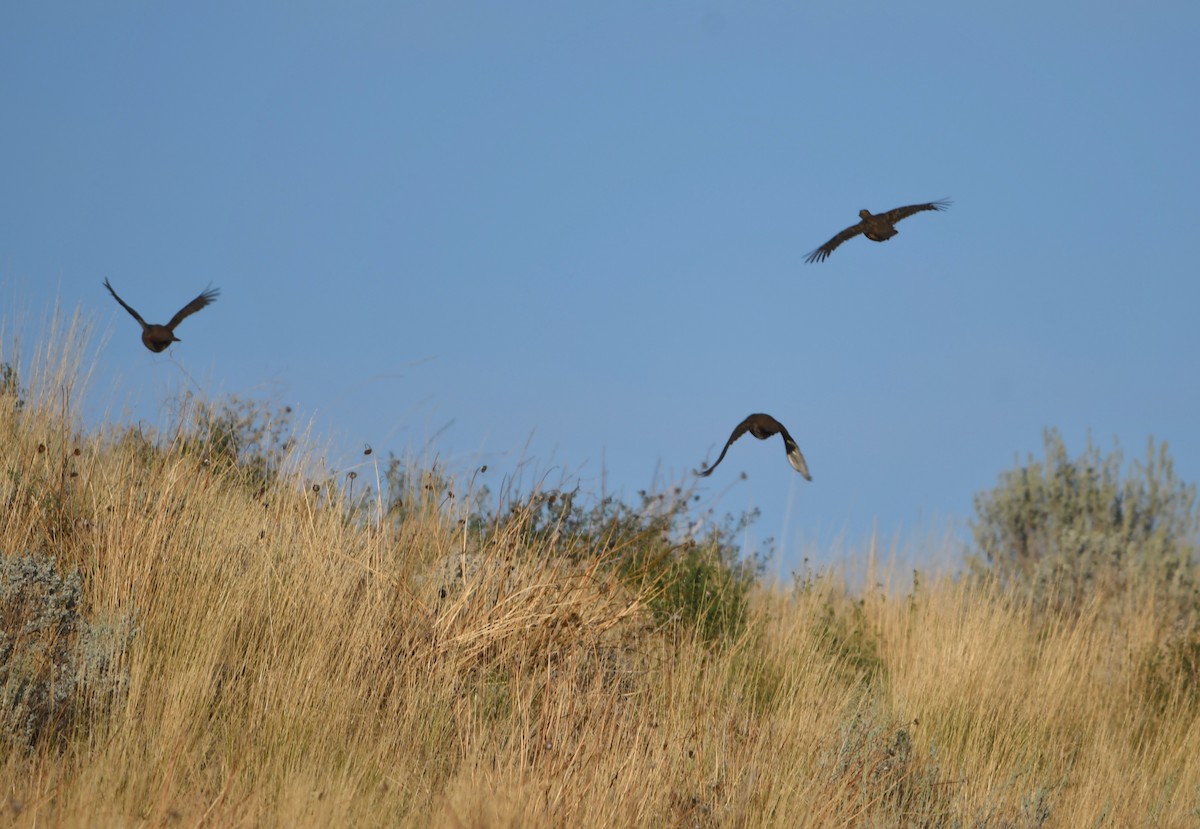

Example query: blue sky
[3,3,1198,571]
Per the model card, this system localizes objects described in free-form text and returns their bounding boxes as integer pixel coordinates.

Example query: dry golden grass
[2,312,1198,827]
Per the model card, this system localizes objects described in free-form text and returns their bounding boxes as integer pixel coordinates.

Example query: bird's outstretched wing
[877,199,951,226]
[698,417,755,477]
[166,287,220,331]
[776,424,813,480]
[103,279,149,328]
[804,222,866,264]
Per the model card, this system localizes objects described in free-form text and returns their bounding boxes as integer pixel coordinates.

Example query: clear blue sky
[3,3,1198,571]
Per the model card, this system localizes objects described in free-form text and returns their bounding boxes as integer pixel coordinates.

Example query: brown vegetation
[2,311,1198,827]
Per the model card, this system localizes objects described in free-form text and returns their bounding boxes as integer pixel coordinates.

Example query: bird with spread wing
[698,413,812,480]
[804,199,950,263]
[104,278,219,352]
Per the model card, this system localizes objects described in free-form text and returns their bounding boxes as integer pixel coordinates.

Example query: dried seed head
[363,444,373,456]
[37,443,46,453]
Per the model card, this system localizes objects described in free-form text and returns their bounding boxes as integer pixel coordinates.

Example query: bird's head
[858,209,873,219]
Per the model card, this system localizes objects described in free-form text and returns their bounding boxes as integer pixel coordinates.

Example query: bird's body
[103,279,219,352]
[804,199,950,263]
[698,413,812,479]
[860,210,901,243]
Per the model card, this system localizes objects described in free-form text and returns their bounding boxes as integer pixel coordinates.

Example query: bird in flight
[804,199,950,263]
[698,413,812,480]
[103,278,219,353]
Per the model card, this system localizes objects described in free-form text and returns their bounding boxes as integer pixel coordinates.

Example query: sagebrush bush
[0,552,81,747]
[0,551,135,749]
[971,428,1200,614]
[0,362,23,412]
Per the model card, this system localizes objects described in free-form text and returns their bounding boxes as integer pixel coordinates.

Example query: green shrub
[182,393,297,491]
[970,429,1199,614]
[647,532,759,643]
[814,595,884,685]
[525,488,763,643]
[474,484,763,644]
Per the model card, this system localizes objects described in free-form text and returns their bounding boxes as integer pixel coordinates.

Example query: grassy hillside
[2,316,1199,827]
